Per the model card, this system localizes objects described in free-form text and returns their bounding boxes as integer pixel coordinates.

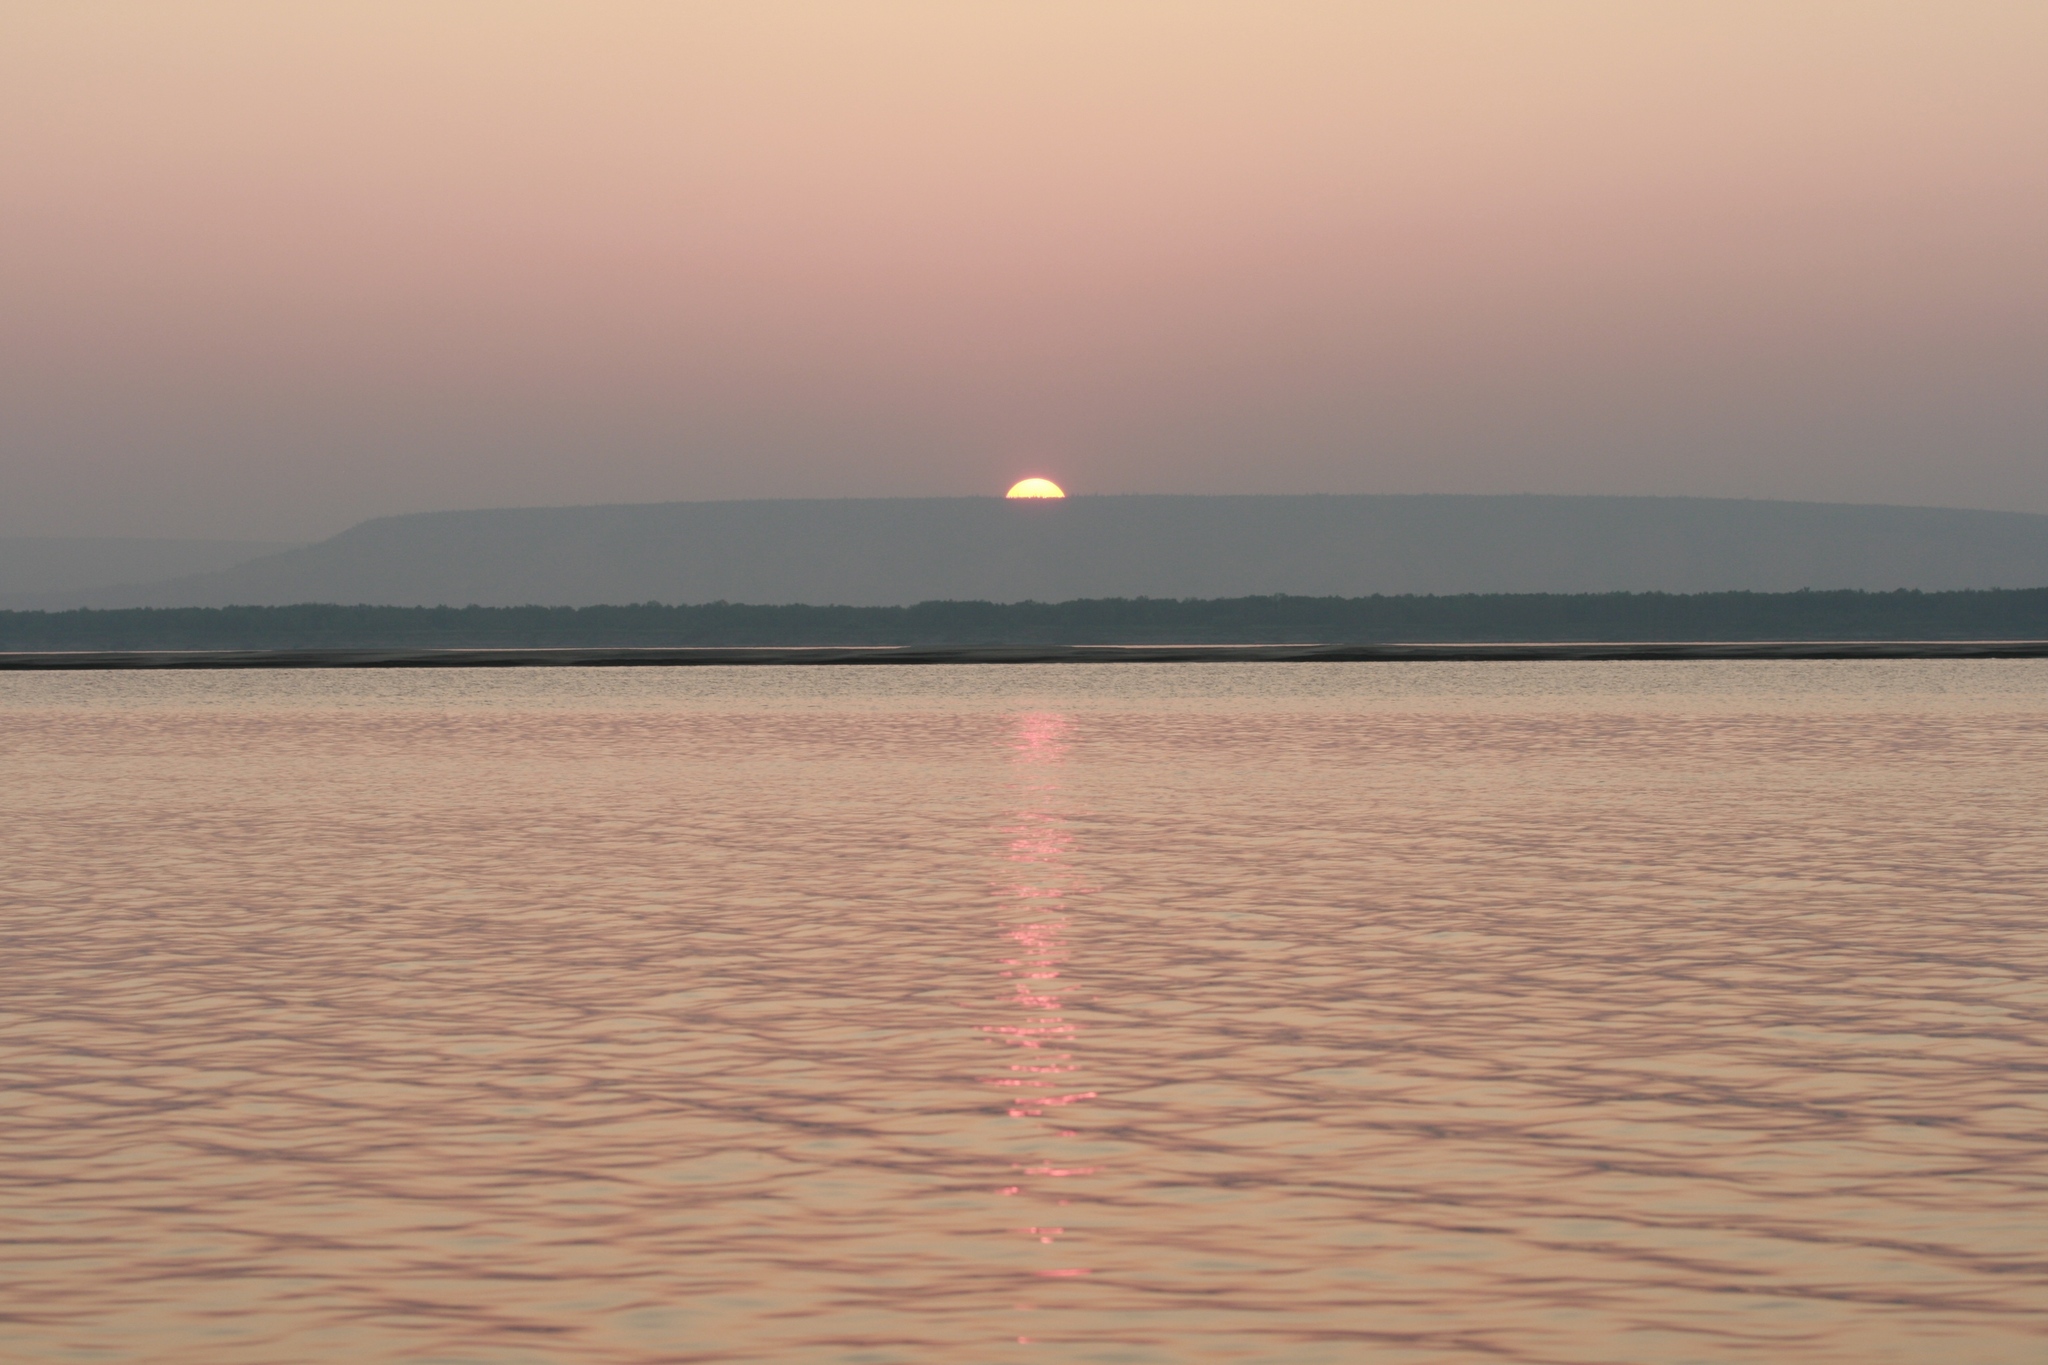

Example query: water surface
[3,663,2045,1362]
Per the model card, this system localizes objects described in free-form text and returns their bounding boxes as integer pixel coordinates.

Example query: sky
[3,2,2045,541]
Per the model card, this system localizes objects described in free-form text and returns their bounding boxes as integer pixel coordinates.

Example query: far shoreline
[6,641,2048,670]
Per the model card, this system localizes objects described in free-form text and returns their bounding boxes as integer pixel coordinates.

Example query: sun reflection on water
[983,711,1097,1306]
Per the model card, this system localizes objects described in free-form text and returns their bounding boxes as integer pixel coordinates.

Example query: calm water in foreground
[3,662,2045,1364]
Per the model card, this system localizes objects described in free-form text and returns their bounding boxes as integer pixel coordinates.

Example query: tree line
[5,589,2047,650]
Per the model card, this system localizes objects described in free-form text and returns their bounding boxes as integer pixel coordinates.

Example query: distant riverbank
[7,642,2048,671]
[4,589,2048,653]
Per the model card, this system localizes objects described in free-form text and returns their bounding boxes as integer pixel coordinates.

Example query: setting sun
[1006,478,1066,499]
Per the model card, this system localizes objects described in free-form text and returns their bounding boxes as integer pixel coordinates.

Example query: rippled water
[4,662,2046,1363]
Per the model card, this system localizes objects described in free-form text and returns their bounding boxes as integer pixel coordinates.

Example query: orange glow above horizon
[3,2,2046,538]
[1007,478,1066,499]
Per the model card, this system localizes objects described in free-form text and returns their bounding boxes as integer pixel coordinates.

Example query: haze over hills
[0,538,298,607]
[13,496,2048,610]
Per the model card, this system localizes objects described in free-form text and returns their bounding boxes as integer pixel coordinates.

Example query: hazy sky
[4,2,2045,540]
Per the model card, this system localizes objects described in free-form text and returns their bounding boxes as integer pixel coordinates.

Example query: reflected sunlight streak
[982,711,1097,1306]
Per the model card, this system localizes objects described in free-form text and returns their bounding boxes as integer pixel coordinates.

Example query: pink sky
[4,2,2045,539]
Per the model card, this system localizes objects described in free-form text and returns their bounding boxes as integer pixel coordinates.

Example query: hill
[0,537,295,606]
[24,493,2048,605]
[16,495,2048,610]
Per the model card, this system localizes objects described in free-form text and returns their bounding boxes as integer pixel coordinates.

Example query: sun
[1005,477,1066,499]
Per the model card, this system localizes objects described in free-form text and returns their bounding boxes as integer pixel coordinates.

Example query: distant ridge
[0,536,294,605]
[20,495,2048,609]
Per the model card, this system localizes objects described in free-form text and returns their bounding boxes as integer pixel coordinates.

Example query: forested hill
[5,590,2048,651]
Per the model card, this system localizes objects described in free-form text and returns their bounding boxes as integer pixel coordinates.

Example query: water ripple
[2,663,2044,1362]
